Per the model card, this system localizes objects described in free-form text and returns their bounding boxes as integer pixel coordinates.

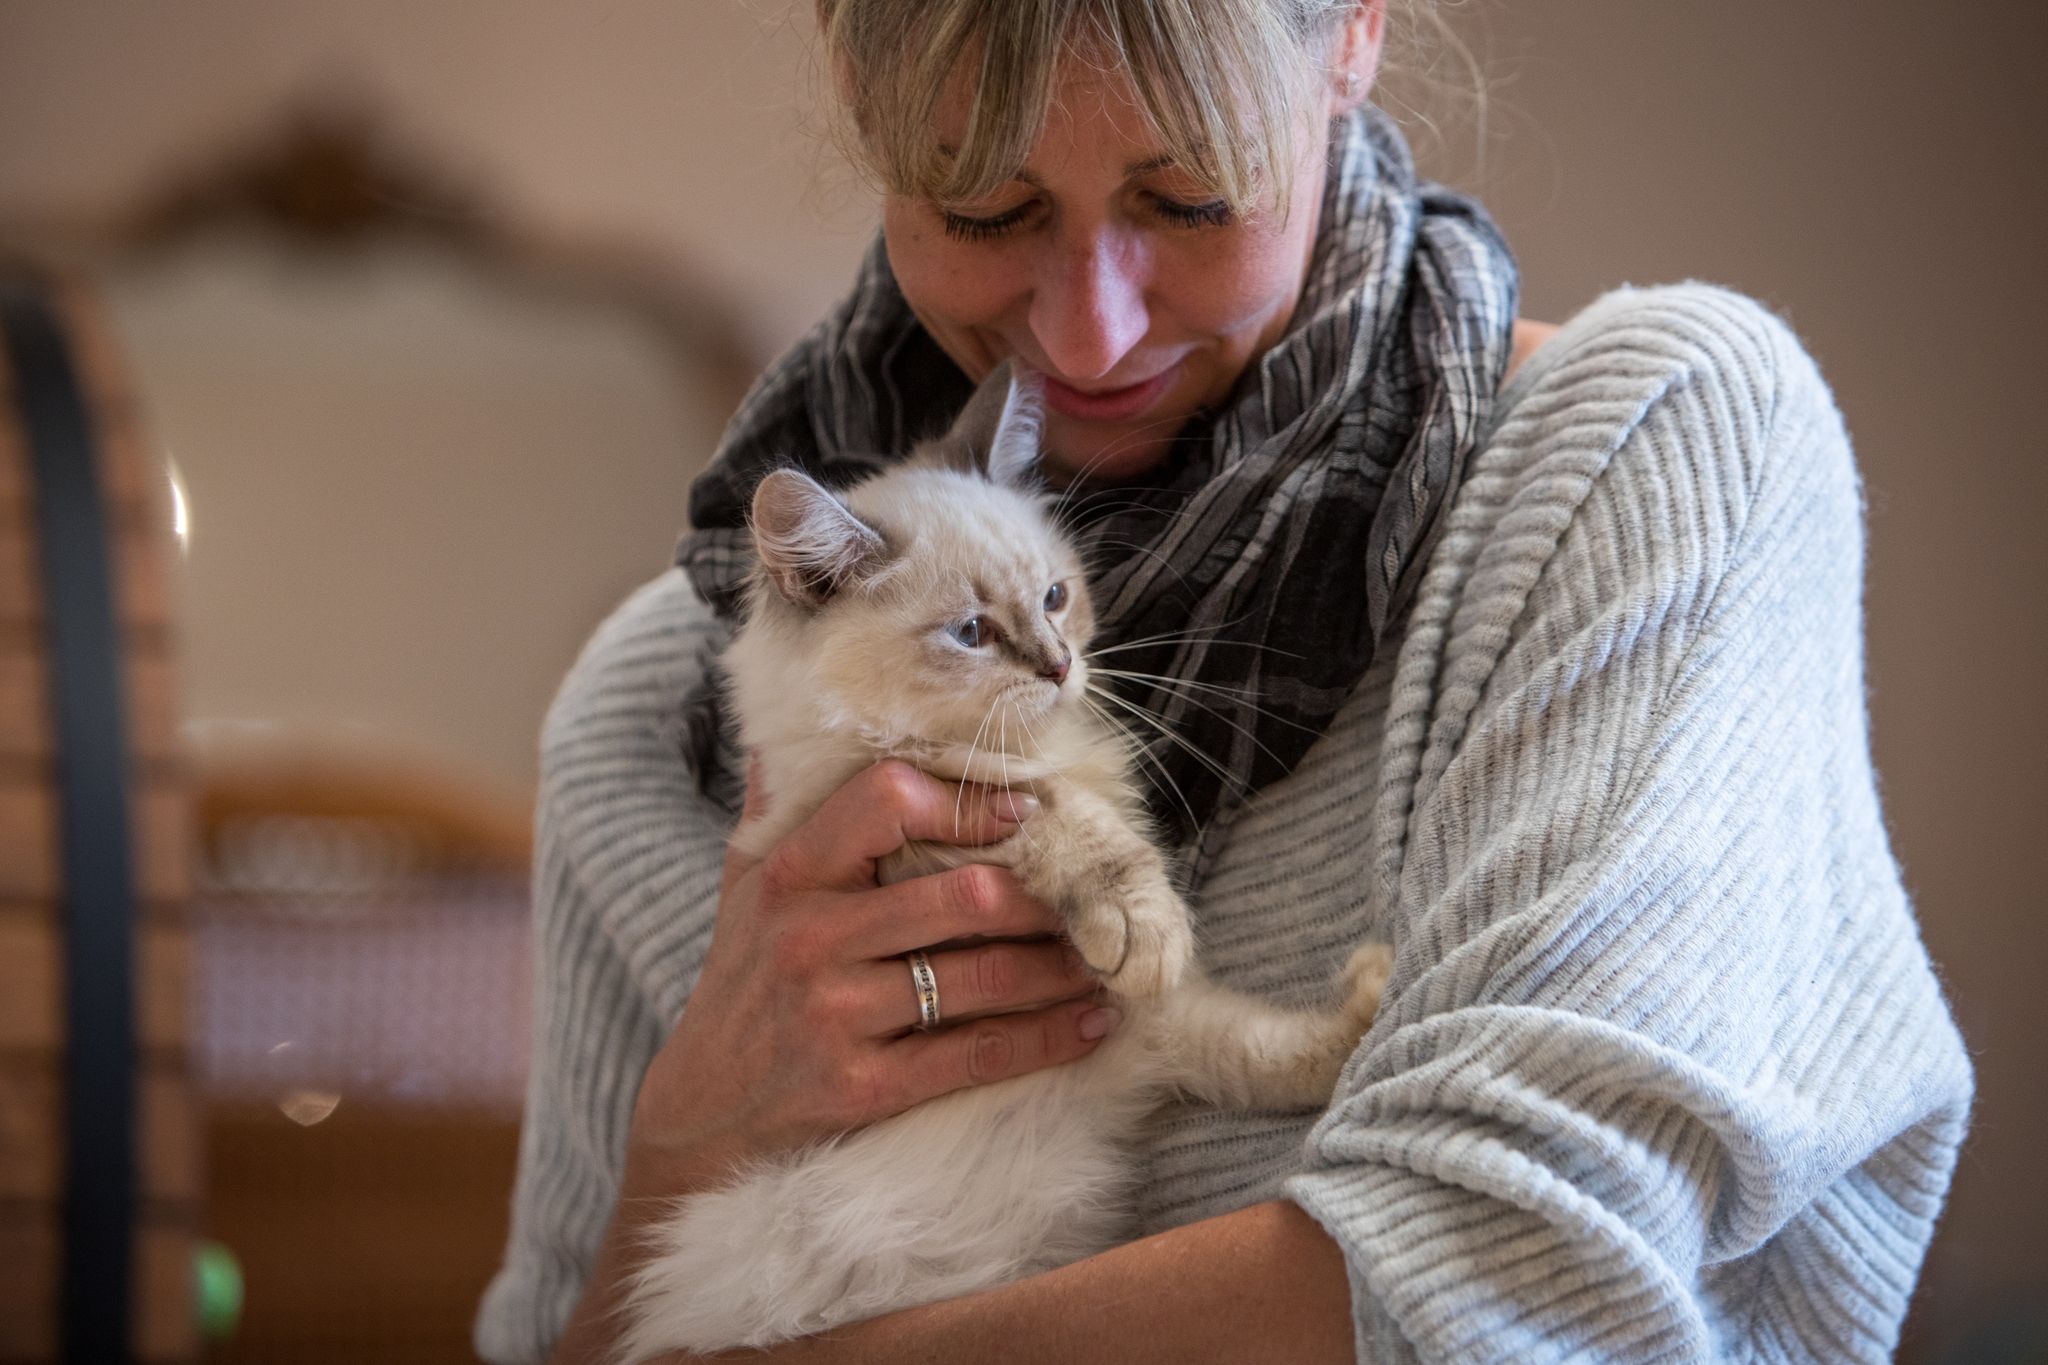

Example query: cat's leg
[999,787,1195,998]
[1152,943,1395,1110]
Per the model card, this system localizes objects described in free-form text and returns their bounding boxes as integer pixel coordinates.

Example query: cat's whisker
[1053,494,1192,528]
[1086,682,1249,801]
[1043,413,1197,521]
[1087,666,1266,700]
[1074,534,1202,596]
[1087,667,1324,740]
[1085,633,1306,664]
[996,700,1041,855]
[1084,695,1232,842]
[1051,491,1204,542]
[1046,447,1156,528]
[1092,673,1296,770]
[1089,675,1309,742]
[1079,605,1288,653]
[1045,444,1153,523]
[955,694,1003,838]
[1091,700,1244,801]
[1010,692,1047,764]
[1079,693,1156,764]
[1081,694,1203,840]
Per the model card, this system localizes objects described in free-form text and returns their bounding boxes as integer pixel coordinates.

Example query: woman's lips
[1041,365,1178,422]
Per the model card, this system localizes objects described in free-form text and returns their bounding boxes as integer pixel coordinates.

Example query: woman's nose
[1028,231,1149,383]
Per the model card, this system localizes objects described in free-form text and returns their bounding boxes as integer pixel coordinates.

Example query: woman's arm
[568,1196,1351,1365]
[477,570,726,1365]
[825,1201,1352,1364]
[1280,283,1973,1360]
[775,1201,1350,1363]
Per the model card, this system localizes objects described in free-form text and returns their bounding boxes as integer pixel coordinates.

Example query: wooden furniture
[0,269,199,1362]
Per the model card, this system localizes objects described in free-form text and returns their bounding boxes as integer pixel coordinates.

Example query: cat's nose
[1040,652,1071,686]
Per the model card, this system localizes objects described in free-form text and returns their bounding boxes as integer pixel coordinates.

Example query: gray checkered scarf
[677,106,1518,852]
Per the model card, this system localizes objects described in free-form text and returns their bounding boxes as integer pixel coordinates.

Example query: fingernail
[1078,1006,1120,1041]
[989,790,1040,823]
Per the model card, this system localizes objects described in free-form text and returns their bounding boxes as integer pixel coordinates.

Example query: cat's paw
[1068,885,1194,999]
[1337,941,1395,1033]
[1282,947,1395,1102]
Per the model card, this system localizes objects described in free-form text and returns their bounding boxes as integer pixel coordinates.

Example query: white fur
[617,375,1391,1361]
[620,1024,1168,1356]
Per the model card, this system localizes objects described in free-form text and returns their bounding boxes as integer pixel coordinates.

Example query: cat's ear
[749,469,890,607]
[932,359,1044,488]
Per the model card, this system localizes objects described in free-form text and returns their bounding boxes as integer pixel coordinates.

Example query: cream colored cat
[617,364,1392,1360]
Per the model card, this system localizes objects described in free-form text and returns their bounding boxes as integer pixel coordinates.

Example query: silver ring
[906,950,941,1030]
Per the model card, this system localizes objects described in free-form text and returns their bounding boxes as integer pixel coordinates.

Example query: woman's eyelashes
[938,193,1235,243]
[941,204,1032,243]
[1150,196,1233,229]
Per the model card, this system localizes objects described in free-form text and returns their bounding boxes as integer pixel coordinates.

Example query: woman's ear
[1332,0,1388,110]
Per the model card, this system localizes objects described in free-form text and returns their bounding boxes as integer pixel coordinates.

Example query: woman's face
[882,60,1344,484]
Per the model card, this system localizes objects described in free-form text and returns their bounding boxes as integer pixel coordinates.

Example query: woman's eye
[952,616,994,647]
[941,204,1033,243]
[1043,582,1067,613]
[1150,195,1234,230]
[941,194,1228,241]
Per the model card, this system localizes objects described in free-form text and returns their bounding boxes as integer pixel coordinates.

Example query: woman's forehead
[842,2,1323,208]
[925,59,1223,194]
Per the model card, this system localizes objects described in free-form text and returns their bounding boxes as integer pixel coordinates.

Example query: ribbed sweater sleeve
[475,569,734,1365]
[1284,283,1974,1363]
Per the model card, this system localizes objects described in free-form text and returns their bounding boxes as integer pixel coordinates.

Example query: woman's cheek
[888,240,1018,377]
[1163,231,1302,337]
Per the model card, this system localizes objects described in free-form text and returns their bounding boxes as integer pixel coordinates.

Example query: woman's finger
[739,750,770,825]
[766,760,1038,892]
[720,751,772,893]
[854,940,1097,1036]
[889,999,1120,1108]
[838,863,1064,960]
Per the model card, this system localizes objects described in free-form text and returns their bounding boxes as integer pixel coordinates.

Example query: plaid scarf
[678,106,1518,852]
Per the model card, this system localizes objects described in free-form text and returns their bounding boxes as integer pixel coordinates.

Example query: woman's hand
[621,757,1116,1200]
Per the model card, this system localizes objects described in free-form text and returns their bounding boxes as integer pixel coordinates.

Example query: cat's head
[741,363,1096,752]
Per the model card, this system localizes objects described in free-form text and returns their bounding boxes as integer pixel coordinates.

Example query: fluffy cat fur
[617,364,1392,1360]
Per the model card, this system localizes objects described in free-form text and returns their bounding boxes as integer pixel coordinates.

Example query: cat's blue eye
[953,616,994,648]
[1044,582,1067,613]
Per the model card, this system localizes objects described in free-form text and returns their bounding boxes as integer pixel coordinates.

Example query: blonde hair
[815,0,1372,215]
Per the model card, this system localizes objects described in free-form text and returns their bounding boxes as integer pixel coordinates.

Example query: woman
[478,2,1973,1361]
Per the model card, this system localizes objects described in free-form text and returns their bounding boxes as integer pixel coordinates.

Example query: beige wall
[1,1,2039,1357]
[0,0,873,356]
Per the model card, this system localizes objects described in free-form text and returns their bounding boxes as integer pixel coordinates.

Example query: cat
[616,362,1393,1360]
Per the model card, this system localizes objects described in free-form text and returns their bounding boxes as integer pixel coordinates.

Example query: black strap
[2,273,138,1364]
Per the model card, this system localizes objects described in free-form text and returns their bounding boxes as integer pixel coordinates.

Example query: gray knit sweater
[475,282,1973,1364]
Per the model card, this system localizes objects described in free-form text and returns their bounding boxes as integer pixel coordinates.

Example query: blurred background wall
[0,1,2038,1361]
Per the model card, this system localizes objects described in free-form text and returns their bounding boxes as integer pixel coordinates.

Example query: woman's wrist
[548,1138,748,1365]
[619,1129,749,1210]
